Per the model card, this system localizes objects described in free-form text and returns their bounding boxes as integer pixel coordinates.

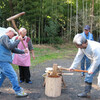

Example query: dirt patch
[0,58,100,100]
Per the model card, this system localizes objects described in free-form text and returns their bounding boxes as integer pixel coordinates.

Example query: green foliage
[44,20,59,36]
[0,0,100,43]
[44,20,63,44]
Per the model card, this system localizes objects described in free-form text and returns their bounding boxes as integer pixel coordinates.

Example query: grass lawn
[12,43,77,70]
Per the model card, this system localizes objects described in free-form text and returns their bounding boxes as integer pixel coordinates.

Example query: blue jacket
[0,35,25,63]
[0,44,12,63]
[81,32,94,40]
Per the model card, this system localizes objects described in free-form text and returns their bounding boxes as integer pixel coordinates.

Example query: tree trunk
[45,76,62,97]
[76,0,78,34]
[90,0,94,33]
[8,0,14,16]
[38,17,41,44]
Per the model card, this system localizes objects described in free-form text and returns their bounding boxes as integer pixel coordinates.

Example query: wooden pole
[52,64,58,77]
[11,20,26,49]
[6,12,26,48]
[59,67,88,73]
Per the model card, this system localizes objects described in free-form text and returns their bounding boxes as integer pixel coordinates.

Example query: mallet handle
[12,20,19,33]
[6,12,26,49]
[59,67,88,73]
[12,20,26,49]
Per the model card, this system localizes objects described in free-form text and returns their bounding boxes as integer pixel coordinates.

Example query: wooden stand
[44,63,88,97]
[45,76,62,97]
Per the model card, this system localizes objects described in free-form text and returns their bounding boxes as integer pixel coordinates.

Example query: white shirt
[70,40,100,73]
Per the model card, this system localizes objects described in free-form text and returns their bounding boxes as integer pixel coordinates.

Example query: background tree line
[0,0,100,44]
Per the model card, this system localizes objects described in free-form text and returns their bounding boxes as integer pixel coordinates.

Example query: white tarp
[0,27,18,41]
[0,27,6,37]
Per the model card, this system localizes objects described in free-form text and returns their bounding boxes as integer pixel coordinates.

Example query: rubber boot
[77,82,92,98]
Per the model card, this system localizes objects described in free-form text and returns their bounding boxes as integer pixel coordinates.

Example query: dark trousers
[19,66,31,82]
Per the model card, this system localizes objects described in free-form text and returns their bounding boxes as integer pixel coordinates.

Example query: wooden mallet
[6,12,26,48]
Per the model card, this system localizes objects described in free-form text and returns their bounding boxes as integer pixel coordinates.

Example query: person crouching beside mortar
[13,27,35,84]
[69,34,100,98]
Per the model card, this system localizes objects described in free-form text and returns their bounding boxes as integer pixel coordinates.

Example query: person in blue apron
[81,25,94,76]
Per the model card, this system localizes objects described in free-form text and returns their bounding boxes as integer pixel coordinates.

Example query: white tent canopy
[0,27,6,37]
[0,27,18,41]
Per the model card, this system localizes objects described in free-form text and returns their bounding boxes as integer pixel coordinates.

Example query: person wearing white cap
[6,27,18,35]
[0,27,28,97]
[69,34,100,97]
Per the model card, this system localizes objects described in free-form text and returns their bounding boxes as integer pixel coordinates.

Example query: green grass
[31,43,77,66]
[12,43,77,70]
